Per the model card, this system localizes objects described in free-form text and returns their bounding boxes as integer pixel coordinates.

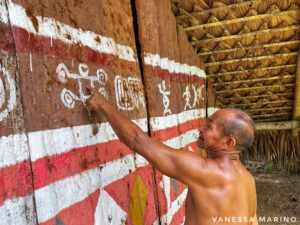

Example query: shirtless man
[85,87,258,225]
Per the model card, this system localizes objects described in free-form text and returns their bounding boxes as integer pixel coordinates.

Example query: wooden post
[292,48,300,136]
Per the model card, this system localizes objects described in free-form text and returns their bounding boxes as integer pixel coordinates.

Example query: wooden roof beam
[205,52,298,67]
[217,84,294,94]
[186,9,300,31]
[213,75,295,87]
[199,40,300,56]
[225,100,293,108]
[255,121,300,130]
[207,64,296,77]
[254,118,291,123]
[219,92,295,101]
[177,1,254,20]
[251,113,291,119]
[191,25,300,45]
[245,106,293,113]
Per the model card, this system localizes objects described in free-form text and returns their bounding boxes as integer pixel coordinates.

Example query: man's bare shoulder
[203,159,256,188]
[188,158,239,188]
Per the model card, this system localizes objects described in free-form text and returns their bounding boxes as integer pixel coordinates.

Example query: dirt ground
[251,170,300,225]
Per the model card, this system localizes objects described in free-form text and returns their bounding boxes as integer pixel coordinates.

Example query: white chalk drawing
[114,75,145,111]
[0,64,16,121]
[192,84,205,107]
[182,84,205,111]
[56,63,108,109]
[183,86,192,110]
[158,80,171,116]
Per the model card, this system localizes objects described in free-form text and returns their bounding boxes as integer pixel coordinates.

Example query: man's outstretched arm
[85,87,211,187]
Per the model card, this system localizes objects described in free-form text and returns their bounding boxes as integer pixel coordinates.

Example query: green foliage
[266,161,275,173]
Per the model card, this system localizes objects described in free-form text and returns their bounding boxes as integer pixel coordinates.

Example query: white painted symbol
[158,80,171,116]
[183,86,192,110]
[114,75,145,111]
[56,63,108,109]
[0,64,16,121]
[192,84,205,107]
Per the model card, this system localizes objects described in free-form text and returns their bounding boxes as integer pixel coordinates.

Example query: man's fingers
[85,100,94,111]
[86,86,94,95]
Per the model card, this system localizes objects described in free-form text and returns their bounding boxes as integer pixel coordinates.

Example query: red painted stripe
[170,200,186,225]
[40,190,100,225]
[152,117,206,142]
[33,139,132,189]
[0,26,15,54]
[0,161,33,206]
[149,66,206,84]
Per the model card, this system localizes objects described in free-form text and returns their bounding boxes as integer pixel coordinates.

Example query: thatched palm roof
[171,0,300,125]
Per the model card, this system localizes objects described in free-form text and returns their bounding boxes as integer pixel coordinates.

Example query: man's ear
[224,136,236,149]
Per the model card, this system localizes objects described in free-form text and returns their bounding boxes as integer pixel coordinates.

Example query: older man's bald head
[212,108,255,152]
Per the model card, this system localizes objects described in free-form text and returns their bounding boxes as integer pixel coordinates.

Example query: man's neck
[206,148,240,161]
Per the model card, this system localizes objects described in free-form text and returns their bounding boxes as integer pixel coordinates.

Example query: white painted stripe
[154,188,188,225]
[0,63,17,122]
[150,108,205,131]
[0,194,37,225]
[144,53,206,78]
[0,0,8,24]
[163,189,188,224]
[27,109,202,162]
[5,1,136,62]
[0,133,29,169]
[207,107,219,116]
[164,129,199,149]
[28,118,148,162]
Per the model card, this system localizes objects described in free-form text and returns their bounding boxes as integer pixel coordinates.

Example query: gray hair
[219,108,255,152]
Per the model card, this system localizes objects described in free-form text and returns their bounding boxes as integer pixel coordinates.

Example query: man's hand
[85,86,107,112]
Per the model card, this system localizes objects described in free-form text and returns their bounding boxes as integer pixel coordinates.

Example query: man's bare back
[85,87,258,225]
[184,159,257,225]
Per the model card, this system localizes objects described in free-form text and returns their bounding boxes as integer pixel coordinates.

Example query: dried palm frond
[243,130,300,172]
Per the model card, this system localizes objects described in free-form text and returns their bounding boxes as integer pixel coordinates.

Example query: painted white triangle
[94,190,127,225]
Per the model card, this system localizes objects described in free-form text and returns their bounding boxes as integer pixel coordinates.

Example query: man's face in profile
[198,112,225,150]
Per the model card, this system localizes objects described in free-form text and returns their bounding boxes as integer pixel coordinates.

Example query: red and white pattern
[0,110,205,224]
